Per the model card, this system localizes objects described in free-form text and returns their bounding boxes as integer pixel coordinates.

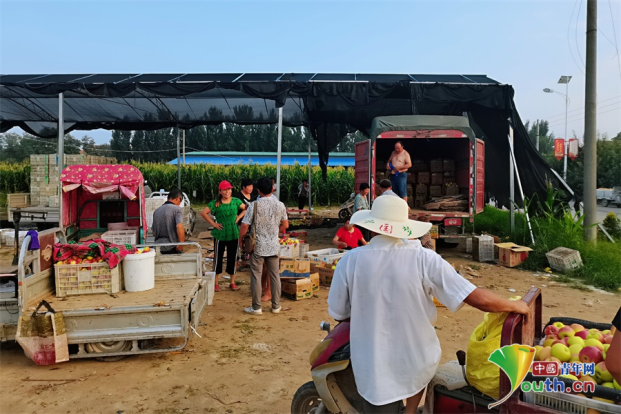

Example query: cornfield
[0,162,30,194]
[0,161,354,206]
[132,162,354,206]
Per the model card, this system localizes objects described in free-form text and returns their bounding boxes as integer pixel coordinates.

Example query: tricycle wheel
[291,381,324,414]
[85,340,132,362]
[338,208,351,221]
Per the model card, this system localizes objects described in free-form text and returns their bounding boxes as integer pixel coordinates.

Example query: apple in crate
[543,336,557,347]
[558,326,575,339]
[544,325,559,336]
[552,322,565,329]
[579,346,603,364]
[143,247,151,252]
[567,336,585,347]
[584,338,604,351]
[586,330,604,342]
[575,330,589,340]
[569,344,583,362]
[602,344,610,360]
[538,347,552,361]
[595,362,614,383]
[551,343,571,362]
[570,324,585,332]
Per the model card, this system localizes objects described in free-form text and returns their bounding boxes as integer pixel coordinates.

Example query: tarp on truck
[369,115,476,142]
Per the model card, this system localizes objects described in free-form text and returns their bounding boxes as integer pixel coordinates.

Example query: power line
[543,95,621,120]
[608,0,621,83]
[568,0,586,75]
[547,103,621,127]
[575,0,586,69]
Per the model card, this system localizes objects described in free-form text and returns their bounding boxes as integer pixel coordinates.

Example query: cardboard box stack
[406,158,461,210]
[374,157,461,211]
[280,258,320,301]
[30,153,116,207]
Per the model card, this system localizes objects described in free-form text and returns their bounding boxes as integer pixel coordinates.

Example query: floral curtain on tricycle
[60,165,147,233]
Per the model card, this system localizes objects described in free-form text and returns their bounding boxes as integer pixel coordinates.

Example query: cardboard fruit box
[281,278,312,301]
[309,272,319,292]
[279,258,311,278]
[495,242,533,267]
[314,263,336,287]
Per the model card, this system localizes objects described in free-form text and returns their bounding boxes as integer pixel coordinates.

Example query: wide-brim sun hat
[219,180,234,190]
[350,195,432,239]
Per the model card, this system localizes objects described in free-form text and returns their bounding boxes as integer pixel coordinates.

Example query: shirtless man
[386,141,412,203]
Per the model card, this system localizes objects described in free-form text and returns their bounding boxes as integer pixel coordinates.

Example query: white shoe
[271,306,282,314]
[244,306,262,315]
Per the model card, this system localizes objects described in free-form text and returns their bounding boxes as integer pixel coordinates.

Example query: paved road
[597,204,621,223]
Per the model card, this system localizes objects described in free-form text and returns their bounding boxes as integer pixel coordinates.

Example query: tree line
[2,117,619,196]
[524,119,621,192]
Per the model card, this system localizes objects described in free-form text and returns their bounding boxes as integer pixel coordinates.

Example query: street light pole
[560,76,571,181]
[543,75,572,180]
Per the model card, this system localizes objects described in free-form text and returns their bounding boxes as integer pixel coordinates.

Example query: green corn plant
[128,161,354,206]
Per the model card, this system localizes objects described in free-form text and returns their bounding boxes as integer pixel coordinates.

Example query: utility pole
[583,0,597,242]
[536,121,540,151]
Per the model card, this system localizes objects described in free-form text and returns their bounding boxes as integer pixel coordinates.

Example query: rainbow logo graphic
[487,344,536,409]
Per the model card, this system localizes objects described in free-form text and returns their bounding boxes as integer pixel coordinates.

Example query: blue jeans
[389,172,408,198]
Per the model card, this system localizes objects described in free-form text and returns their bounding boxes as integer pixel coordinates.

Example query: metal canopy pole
[176,126,181,189]
[182,129,186,165]
[308,136,312,211]
[508,134,536,245]
[276,108,283,200]
[58,92,64,229]
[509,121,515,234]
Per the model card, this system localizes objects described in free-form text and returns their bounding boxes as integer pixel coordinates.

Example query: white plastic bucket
[122,250,156,292]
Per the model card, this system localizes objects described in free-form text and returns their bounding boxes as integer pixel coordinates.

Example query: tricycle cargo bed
[34,278,200,313]
[31,278,204,349]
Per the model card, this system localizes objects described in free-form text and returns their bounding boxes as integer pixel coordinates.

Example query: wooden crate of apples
[535,321,620,403]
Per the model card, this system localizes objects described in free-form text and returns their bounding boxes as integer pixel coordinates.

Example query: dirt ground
[0,215,619,414]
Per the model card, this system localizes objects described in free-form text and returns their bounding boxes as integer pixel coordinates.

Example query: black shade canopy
[0,72,570,206]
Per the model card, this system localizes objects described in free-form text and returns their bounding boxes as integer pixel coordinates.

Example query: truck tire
[291,381,324,414]
[602,199,609,207]
[85,340,133,362]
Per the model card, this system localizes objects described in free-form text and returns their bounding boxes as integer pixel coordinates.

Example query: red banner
[554,139,565,161]
[568,138,579,160]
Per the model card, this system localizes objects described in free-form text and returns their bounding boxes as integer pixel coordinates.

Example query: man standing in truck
[386,141,412,204]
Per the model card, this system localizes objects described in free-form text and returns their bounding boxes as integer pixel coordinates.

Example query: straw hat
[350,195,432,239]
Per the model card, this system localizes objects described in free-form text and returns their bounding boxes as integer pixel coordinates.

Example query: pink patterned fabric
[60,165,147,233]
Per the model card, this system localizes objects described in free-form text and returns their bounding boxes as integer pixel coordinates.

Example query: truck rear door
[475,139,485,214]
[355,140,374,198]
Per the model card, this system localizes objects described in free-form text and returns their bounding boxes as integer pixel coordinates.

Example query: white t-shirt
[327,235,476,406]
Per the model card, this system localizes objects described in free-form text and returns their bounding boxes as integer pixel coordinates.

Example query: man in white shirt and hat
[327,196,530,413]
